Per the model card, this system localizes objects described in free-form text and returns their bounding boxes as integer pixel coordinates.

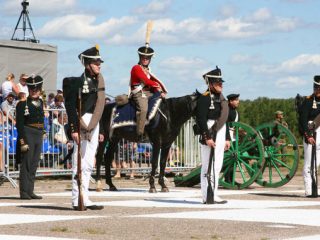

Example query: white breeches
[200,120,226,202]
[303,127,320,196]
[72,113,99,207]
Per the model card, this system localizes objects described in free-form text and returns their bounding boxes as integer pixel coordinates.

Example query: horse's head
[187,90,201,116]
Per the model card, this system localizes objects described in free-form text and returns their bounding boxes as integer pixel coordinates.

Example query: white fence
[0,108,201,187]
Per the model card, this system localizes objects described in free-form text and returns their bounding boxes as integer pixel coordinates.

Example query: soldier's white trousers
[72,113,99,207]
[200,120,226,202]
[303,127,320,196]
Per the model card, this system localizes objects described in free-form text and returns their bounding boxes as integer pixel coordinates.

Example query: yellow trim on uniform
[202,90,210,96]
[306,95,312,99]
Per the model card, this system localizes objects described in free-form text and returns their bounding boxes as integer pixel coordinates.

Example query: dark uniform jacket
[195,92,230,142]
[16,98,44,141]
[300,94,320,139]
[228,107,239,122]
[63,69,103,134]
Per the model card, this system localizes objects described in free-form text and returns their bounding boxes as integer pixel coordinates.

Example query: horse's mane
[161,95,192,125]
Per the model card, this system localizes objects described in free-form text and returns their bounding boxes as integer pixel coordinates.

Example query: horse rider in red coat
[130,22,167,140]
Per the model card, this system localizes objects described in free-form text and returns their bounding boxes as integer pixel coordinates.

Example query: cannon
[174,121,300,189]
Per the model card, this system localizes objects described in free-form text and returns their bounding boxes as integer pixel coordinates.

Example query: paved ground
[0,174,320,240]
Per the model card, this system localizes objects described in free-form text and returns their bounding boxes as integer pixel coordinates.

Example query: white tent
[0,39,57,93]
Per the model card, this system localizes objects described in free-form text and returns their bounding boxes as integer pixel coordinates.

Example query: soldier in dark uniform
[196,66,230,204]
[227,94,240,123]
[300,75,320,197]
[63,45,105,210]
[16,75,44,200]
[224,93,240,183]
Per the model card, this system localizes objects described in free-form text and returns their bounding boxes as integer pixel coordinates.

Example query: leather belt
[27,123,44,129]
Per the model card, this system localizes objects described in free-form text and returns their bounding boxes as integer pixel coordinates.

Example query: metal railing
[0,108,201,187]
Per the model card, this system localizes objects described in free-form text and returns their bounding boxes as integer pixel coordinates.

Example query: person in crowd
[105,96,111,104]
[196,66,230,204]
[49,94,65,119]
[17,74,29,97]
[114,140,136,179]
[167,143,180,167]
[51,112,69,164]
[1,73,19,100]
[47,93,55,107]
[274,110,288,128]
[300,75,320,198]
[16,75,44,200]
[63,45,105,211]
[1,92,16,126]
[130,43,167,140]
[57,89,63,96]
[0,114,3,172]
[224,93,240,183]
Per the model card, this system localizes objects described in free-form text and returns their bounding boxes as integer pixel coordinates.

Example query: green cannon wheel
[255,123,300,187]
[219,122,265,189]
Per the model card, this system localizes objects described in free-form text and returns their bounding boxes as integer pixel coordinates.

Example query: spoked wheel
[219,122,265,189]
[255,123,299,187]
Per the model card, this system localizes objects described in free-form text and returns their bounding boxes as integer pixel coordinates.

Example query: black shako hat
[78,45,104,65]
[138,45,155,57]
[314,75,320,88]
[26,75,43,90]
[203,66,224,84]
[227,93,240,101]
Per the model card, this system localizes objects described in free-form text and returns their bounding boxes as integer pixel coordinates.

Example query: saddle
[110,91,162,131]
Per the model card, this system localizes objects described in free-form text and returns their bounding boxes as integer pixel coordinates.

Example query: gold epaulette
[306,95,313,99]
[202,91,210,96]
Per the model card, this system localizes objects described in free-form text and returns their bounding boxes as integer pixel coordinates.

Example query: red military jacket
[130,64,167,93]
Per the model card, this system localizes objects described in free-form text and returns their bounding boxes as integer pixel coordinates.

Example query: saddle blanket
[110,92,162,130]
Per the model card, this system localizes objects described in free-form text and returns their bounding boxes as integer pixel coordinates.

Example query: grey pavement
[0,174,320,240]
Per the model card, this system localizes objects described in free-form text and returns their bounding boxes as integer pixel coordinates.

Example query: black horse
[97,92,199,192]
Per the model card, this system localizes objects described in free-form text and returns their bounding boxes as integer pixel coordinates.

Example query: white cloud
[38,15,137,40]
[132,0,172,17]
[35,7,303,44]
[253,54,320,75]
[230,54,261,64]
[276,76,307,88]
[249,8,272,22]
[159,56,209,81]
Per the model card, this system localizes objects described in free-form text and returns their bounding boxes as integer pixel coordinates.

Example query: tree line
[237,97,303,143]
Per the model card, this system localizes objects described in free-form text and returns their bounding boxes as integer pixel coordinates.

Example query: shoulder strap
[213,93,229,131]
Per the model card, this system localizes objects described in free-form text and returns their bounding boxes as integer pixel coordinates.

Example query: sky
[1,0,320,100]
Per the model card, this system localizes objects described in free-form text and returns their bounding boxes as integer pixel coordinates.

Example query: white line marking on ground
[285,235,320,240]
[131,209,320,227]
[98,198,320,209]
[0,235,80,240]
[41,188,270,198]
[0,203,53,207]
[0,214,103,226]
[265,224,296,229]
